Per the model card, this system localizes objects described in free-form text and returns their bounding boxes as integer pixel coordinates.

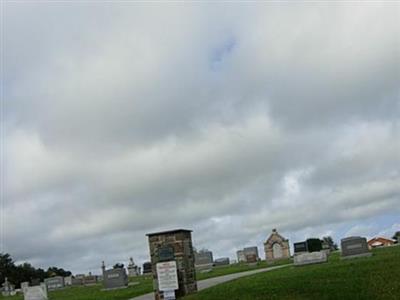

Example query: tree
[322,236,338,251]
[0,253,16,284]
[113,263,124,269]
[47,267,72,277]
[0,253,71,288]
[393,232,400,244]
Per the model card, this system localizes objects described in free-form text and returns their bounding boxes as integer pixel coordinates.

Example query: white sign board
[156,261,178,291]
[163,290,176,300]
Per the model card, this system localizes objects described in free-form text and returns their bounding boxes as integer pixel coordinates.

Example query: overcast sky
[2,2,399,275]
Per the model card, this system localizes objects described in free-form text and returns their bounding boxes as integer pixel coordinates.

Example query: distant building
[367,237,395,249]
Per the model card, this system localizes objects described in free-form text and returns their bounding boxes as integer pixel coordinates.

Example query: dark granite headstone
[142,262,152,274]
[341,236,371,259]
[103,268,128,290]
[306,238,323,252]
[294,241,308,253]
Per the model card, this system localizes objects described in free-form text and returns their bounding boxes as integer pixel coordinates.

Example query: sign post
[156,261,178,300]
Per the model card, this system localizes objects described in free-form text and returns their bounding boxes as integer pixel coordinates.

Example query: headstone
[194,249,213,266]
[64,276,72,286]
[127,257,139,277]
[2,278,15,296]
[294,241,308,254]
[71,277,83,286]
[243,247,259,261]
[294,251,328,266]
[44,276,64,290]
[245,254,258,264]
[24,283,47,300]
[196,265,213,273]
[236,250,246,262]
[264,229,291,262]
[147,229,197,300]
[30,279,40,286]
[21,282,30,294]
[195,249,214,272]
[341,236,372,259]
[102,265,128,290]
[214,257,230,266]
[84,274,98,286]
[306,238,323,252]
[142,262,152,274]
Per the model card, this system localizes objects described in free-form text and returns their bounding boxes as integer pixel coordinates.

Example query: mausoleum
[264,229,290,262]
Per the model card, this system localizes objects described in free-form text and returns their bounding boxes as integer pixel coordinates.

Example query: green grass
[184,246,400,300]
[196,258,292,281]
[0,260,291,300]
[0,275,153,300]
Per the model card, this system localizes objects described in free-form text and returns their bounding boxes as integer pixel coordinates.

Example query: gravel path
[130,264,290,300]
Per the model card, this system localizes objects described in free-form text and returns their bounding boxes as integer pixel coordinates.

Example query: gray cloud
[3,2,400,273]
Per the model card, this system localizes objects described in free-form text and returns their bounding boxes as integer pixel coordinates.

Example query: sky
[2,2,399,275]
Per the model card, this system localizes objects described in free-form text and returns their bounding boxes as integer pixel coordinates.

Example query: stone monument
[24,283,47,300]
[83,272,98,286]
[64,276,72,286]
[294,251,328,266]
[21,282,30,294]
[194,249,213,272]
[264,229,290,262]
[2,278,14,296]
[44,276,64,290]
[102,261,128,290]
[127,257,139,277]
[147,229,197,300]
[341,236,372,259]
[142,262,152,275]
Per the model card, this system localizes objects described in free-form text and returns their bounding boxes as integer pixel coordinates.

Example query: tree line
[0,253,71,288]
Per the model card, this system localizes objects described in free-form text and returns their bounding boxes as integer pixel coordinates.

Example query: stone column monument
[146,229,197,300]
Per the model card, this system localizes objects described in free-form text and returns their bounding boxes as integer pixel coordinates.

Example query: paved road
[130,264,290,300]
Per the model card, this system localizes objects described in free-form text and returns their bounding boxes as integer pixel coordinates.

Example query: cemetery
[1,230,399,300]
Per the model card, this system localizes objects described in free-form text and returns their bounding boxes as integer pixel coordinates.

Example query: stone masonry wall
[148,230,197,300]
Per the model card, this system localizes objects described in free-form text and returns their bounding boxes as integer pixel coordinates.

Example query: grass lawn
[0,259,290,300]
[184,246,400,300]
[0,275,153,300]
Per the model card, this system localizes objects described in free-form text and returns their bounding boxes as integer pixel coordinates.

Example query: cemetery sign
[156,261,178,291]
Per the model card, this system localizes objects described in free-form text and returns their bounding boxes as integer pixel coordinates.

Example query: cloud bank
[3,2,399,273]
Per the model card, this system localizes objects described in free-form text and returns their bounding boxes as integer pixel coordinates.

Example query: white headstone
[24,283,48,300]
[21,282,30,294]
[294,251,327,266]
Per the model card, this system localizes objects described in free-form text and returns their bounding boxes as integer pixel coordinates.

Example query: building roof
[265,229,288,244]
[367,237,394,244]
[146,229,192,237]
